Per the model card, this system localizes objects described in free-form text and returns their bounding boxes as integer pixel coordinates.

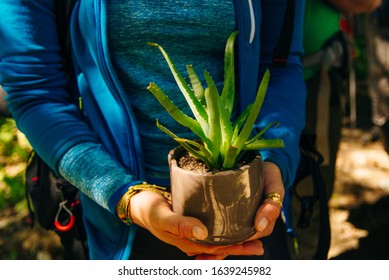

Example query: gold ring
[264,192,283,207]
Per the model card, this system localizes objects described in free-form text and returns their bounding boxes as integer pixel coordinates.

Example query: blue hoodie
[0,0,306,259]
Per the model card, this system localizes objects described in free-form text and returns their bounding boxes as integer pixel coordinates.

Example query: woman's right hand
[128,190,264,260]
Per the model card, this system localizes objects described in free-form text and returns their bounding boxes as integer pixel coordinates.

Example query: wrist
[116,191,133,225]
[116,182,171,225]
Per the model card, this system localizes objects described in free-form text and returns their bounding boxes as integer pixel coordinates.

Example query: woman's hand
[250,161,284,239]
[194,161,285,259]
[129,189,264,260]
[124,161,283,260]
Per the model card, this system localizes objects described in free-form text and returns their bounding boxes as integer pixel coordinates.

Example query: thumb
[164,213,208,241]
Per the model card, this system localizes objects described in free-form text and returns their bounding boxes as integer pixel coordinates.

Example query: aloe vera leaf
[232,104,252,129]
[221,31,238,114]
[231,125,239,144]
[245,121,280,145]
[174,138,218,168]
[232,68,270,152]
[243,139,285,150]
[147,42,209,132]
[186,64,205,105]
[222,145,238,170]
[156,121,217,168]
[233,151,248,167]
[148,82,206,141]
[156,122,216,167]
[218,96,233,159]
[231,104,252,143]
[203,71,222,158]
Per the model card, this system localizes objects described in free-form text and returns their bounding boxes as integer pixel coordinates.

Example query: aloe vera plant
[147,31,284,171]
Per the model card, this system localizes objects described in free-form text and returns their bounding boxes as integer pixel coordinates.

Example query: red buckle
[54,200,75,231]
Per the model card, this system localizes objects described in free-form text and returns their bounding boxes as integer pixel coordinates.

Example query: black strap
[292,131,331,259]
[272,0,295,67]
[311,159,331,259]
[55,0,77,72]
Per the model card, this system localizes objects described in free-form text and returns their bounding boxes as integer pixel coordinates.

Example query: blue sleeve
[0,0,97,172]
[258,0,307,189]
[257,65,306,189]
[58,142,142,213]
[0,0,137,213]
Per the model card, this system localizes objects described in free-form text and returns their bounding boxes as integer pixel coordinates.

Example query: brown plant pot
[168,146,264,246]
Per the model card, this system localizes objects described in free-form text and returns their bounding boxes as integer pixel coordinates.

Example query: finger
[158,207,209,241]
[254,162,284,234]
[132,190,209,241]
[262,162,284,198]
[220,239,264,256]
[194,240,264,259]
[204,239,264,256]
[195,254,228,260]
[254,202,281,235]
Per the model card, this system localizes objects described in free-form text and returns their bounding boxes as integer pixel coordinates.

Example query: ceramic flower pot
[168,146,264,245]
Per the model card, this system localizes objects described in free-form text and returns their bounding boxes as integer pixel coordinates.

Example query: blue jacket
[0,0,306,259]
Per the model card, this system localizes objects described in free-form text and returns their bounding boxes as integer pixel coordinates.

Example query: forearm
[59,142,141,213]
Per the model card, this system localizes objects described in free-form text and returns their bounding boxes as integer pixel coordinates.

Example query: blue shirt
[107,0,235,183]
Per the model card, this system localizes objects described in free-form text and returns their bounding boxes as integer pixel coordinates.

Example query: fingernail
[192,226,206,240]
[257,217,269,232]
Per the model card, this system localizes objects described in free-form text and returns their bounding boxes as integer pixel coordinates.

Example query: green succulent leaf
[147,82,207,142]
[186,65,205,106]
[174,138,217,168]
[232,69,270,153]
[232,104,253,130]
[148,32,283,171]
[243,139,285,150]
[156,120,216,167]
[203,82,221,161]
[221,31,238,114]
[147,42,209,133]
[222,145,238,170]
[218,96,233,161]
[246,121,281,145]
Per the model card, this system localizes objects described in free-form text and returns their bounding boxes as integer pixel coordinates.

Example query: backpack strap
[234,0,296,112]
[272,0,296,67]
[284,131,331,260]
[24,0,89,259]
[292,131,331,259]
[55,0,77,72]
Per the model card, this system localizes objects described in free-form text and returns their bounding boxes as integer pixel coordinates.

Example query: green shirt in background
[303,0,341,79]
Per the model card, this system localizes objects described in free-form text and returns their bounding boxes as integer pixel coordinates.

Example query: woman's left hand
[250,161,284,239]
[196,161,284,260]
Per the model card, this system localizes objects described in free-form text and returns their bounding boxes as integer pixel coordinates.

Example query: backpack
[25,151,88,259]
[24,0,88,259]
[288,130,330,260]
[273,0,331,259]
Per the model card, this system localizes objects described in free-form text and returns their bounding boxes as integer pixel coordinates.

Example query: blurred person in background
[286,0,382,260]
[363,0,389,155]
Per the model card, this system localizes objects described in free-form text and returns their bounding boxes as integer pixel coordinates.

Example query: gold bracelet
[116,191,133,225]
[116,182,171,225]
